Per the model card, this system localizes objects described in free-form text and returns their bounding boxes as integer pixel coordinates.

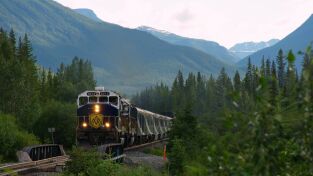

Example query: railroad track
[124,138,168,152]
[0,155,69,176]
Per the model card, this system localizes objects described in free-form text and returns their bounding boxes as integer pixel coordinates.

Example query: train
[76,87,172,147]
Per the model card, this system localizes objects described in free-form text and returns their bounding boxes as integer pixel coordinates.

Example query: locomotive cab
[76,87,121,145]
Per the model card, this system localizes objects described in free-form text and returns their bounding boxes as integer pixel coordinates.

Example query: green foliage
[0,113,39,161]
[64,148,163,176]
[34,100,76,147]
[0,28,97,165]
[143,147,164,157]
[0,29,40,131]
[39,57,96,103]
[168,138,187,175]
[115,165,162,176]
[133,47,313,175]
[65,148,102,175]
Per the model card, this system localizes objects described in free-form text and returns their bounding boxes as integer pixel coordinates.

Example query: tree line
[0,28,96,161]
[132,48,313,175]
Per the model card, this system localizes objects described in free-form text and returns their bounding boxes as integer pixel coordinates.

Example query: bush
[64,148,163,176]
[87,160,119,176]
[0,113,39,161]
[65,148,102,175]
[34,100,76,147]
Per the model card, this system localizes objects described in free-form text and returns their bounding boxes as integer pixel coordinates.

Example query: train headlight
[82,122,88,128]
[94,104,100,113]
[105,122,110,128]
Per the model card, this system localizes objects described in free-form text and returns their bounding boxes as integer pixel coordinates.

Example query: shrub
[0,113,39,161]
[65,148,102,175]
[34,100,76,147]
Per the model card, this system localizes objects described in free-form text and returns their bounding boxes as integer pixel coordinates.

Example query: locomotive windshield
[109,96,118,106]
[89,96,97,103]
[79,97,88,106]
[99,96,108,103]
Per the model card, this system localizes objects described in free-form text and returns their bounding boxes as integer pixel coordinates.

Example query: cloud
[175,8,193,23]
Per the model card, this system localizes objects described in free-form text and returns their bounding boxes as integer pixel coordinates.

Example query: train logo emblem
[89,114,103,129]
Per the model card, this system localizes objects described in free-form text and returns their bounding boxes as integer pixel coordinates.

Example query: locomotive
[76,87,172,147]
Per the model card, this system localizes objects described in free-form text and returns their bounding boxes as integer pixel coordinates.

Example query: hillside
[238,15,313,70]
[74,8,102,22]
[229,39,279,59]
[0,0,235,94]
[136,26,240,63]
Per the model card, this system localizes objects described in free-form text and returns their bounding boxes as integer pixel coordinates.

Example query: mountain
[136,26,240,63]
[230,39,279,59]
[74,8,102,22]
[238,15,313,70]
[0,0,235,94]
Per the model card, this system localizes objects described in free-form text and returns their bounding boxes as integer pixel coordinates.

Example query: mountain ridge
[136,26,240,63]
[238,14,313,70]
[0,0,235,94]
[74,8,103,22]
[230,39,279,59]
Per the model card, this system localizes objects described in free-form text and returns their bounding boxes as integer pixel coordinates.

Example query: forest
[0,28,96,161]
[0,28,164,176]
[0,26,312,175]
[132,49,313,175]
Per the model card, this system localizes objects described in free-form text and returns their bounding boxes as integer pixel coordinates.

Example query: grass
[143,147,164,157]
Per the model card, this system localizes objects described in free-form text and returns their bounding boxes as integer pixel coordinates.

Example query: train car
[76,87,172,147]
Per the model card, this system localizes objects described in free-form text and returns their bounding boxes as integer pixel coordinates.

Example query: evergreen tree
[195,72,206,115]
[284,50,297,106]
[269,61,278,112]
[265,59,271,79]
[9,29,16,53]
[233,70,241,92]
[215,68,233,110]
[276,49,285,89]
[244,58,253,94]
[171,70,185,112]
[260,56,266,77]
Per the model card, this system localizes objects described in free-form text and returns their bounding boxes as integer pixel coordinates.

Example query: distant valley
[229,39,279,59]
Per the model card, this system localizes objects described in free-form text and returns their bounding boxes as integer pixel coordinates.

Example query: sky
[54,0,313,48]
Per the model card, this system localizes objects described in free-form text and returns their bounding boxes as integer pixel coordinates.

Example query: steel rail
[124,138,168,151]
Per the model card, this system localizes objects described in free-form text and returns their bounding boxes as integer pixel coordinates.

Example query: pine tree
[284,50,297,106]
[195,72,206,115]
[244,58,253,94]
[269,61,278,110]
[171,70,185,112]
[233,70,241,92]
[39,68,47,102]
[276,49,285,89]
[185,73,196,107]
[265,59,271,79]
[261,56,266,77]
[9,29,16,53]
[215,68,233,110]
[205,75,215,114]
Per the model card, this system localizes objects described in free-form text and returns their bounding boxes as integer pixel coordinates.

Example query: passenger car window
[109,96,118,106]
[89,96,97,103]
[79,97,88,106]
